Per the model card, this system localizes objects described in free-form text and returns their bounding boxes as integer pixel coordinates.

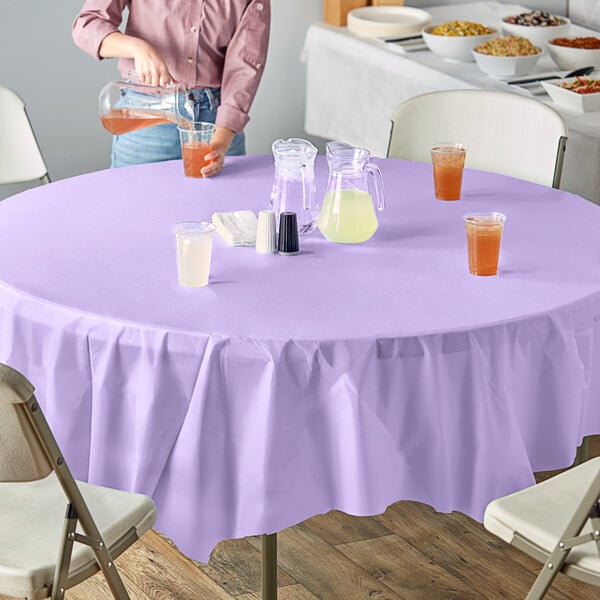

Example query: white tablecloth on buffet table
[303,1,600,204]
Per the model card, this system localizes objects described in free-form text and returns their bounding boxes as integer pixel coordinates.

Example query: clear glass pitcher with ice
[318,141,385,244]
[270,138,318,235]
[98,80,194,135]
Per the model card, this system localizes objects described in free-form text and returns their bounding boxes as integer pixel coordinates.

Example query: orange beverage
[100,108,178,135]
[431,143,467,200]
[181,141,214,178]
[178,122,215,178]
[464,212,506,276]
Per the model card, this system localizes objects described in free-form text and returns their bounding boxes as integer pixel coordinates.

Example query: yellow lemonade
[318,189,379,244]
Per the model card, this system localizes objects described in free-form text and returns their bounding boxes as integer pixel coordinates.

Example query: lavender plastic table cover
[0,155,599,563]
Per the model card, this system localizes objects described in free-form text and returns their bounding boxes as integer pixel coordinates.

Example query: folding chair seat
[484,456,600,599]
[0,363,157,599]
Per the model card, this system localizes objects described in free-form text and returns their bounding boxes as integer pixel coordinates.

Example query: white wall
[570,0,600,29]
[246,0,324,154]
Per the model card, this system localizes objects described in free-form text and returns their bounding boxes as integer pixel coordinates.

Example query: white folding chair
[387,89,568,189]
[0,363,157,599]
[0,86,50,186]
[484,457,600,599]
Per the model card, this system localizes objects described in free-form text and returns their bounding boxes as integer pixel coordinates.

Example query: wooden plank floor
[3,437,599,600]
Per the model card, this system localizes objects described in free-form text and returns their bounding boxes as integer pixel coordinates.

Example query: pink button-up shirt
[72,0,270,133]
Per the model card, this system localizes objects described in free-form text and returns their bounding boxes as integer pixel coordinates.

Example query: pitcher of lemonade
[318,142,385,244]
[270,138,318,235]
[99,80,194,134]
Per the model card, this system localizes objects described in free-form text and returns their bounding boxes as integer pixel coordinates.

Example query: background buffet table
[303,1,600,204]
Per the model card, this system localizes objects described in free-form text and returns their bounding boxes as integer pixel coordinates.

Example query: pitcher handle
[366,161,386,212]
[301,164,311,211]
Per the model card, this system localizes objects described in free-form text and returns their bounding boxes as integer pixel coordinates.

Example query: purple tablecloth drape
[0,155,599,562]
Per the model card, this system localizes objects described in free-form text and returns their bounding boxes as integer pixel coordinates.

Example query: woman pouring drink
[72,0,271,177]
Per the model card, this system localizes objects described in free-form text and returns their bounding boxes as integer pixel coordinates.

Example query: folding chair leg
[525,560,561,600]
[574,436,590,466]
[590,502,600,557]
[50,503,131,600]
[51,504,78,600]
[94,548,131,600]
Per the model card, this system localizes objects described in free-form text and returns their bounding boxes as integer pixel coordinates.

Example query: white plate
[347,6,431,38]
[541,76,600,111]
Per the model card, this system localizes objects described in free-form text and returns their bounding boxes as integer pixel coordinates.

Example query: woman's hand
[100,32,174,87]
[131,39,173,87]
[201,127,236,177]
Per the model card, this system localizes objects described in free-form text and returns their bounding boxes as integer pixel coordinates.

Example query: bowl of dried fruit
[421,20,497,62]
[541,76,600,112]
[501,11,570,47]
[472,36,543,78]
[547,37,600,70]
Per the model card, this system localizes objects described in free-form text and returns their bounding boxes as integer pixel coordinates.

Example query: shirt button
[256,63,263,70]
[256,2,263,10]
[190,26,197,33]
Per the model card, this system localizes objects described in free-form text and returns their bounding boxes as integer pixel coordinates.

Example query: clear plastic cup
[174,222,215,287]
[464,212,506,276]
[178,122,215,178]
[431,143,467,200]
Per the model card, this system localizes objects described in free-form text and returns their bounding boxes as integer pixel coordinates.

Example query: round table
[0,155,599,565]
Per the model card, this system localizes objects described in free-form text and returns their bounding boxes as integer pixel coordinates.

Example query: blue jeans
[111,87,246,168]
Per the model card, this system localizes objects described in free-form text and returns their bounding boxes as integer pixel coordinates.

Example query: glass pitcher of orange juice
[318,142,385,244]
[98,80,194,135]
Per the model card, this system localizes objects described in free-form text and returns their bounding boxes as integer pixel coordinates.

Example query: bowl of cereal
[541,76,600,112]
[421,21,498,62]
[547,37,600,70]
[472,36,543,78]
[501,11,570,47]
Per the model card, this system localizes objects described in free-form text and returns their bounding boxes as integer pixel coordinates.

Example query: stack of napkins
[212,210,258,246]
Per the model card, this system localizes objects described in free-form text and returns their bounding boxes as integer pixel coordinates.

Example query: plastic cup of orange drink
[464,212,506,276]
[178,122,215,178]
[431,143,467,201]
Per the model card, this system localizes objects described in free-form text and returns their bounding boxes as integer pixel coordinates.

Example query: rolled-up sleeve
[72,0,127,60]
[217,0,271,133]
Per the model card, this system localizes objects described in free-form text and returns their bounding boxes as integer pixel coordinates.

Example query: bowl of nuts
[501,11,570,48]
[547,37,600,70]
[422,20,498,62]
[472,36,543,78]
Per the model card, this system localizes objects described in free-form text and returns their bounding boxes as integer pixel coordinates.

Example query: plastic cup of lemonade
[464,212,506,276]
[431,143,467,200]
[174,221,215,287]
[178,122,215,178]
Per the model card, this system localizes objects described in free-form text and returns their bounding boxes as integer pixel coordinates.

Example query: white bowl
[422,24,498,62]
[347,6,431,38]
[541,76,600,112]
[501,15,570,48]
[472,47,543,79]
[547,38,600,70]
